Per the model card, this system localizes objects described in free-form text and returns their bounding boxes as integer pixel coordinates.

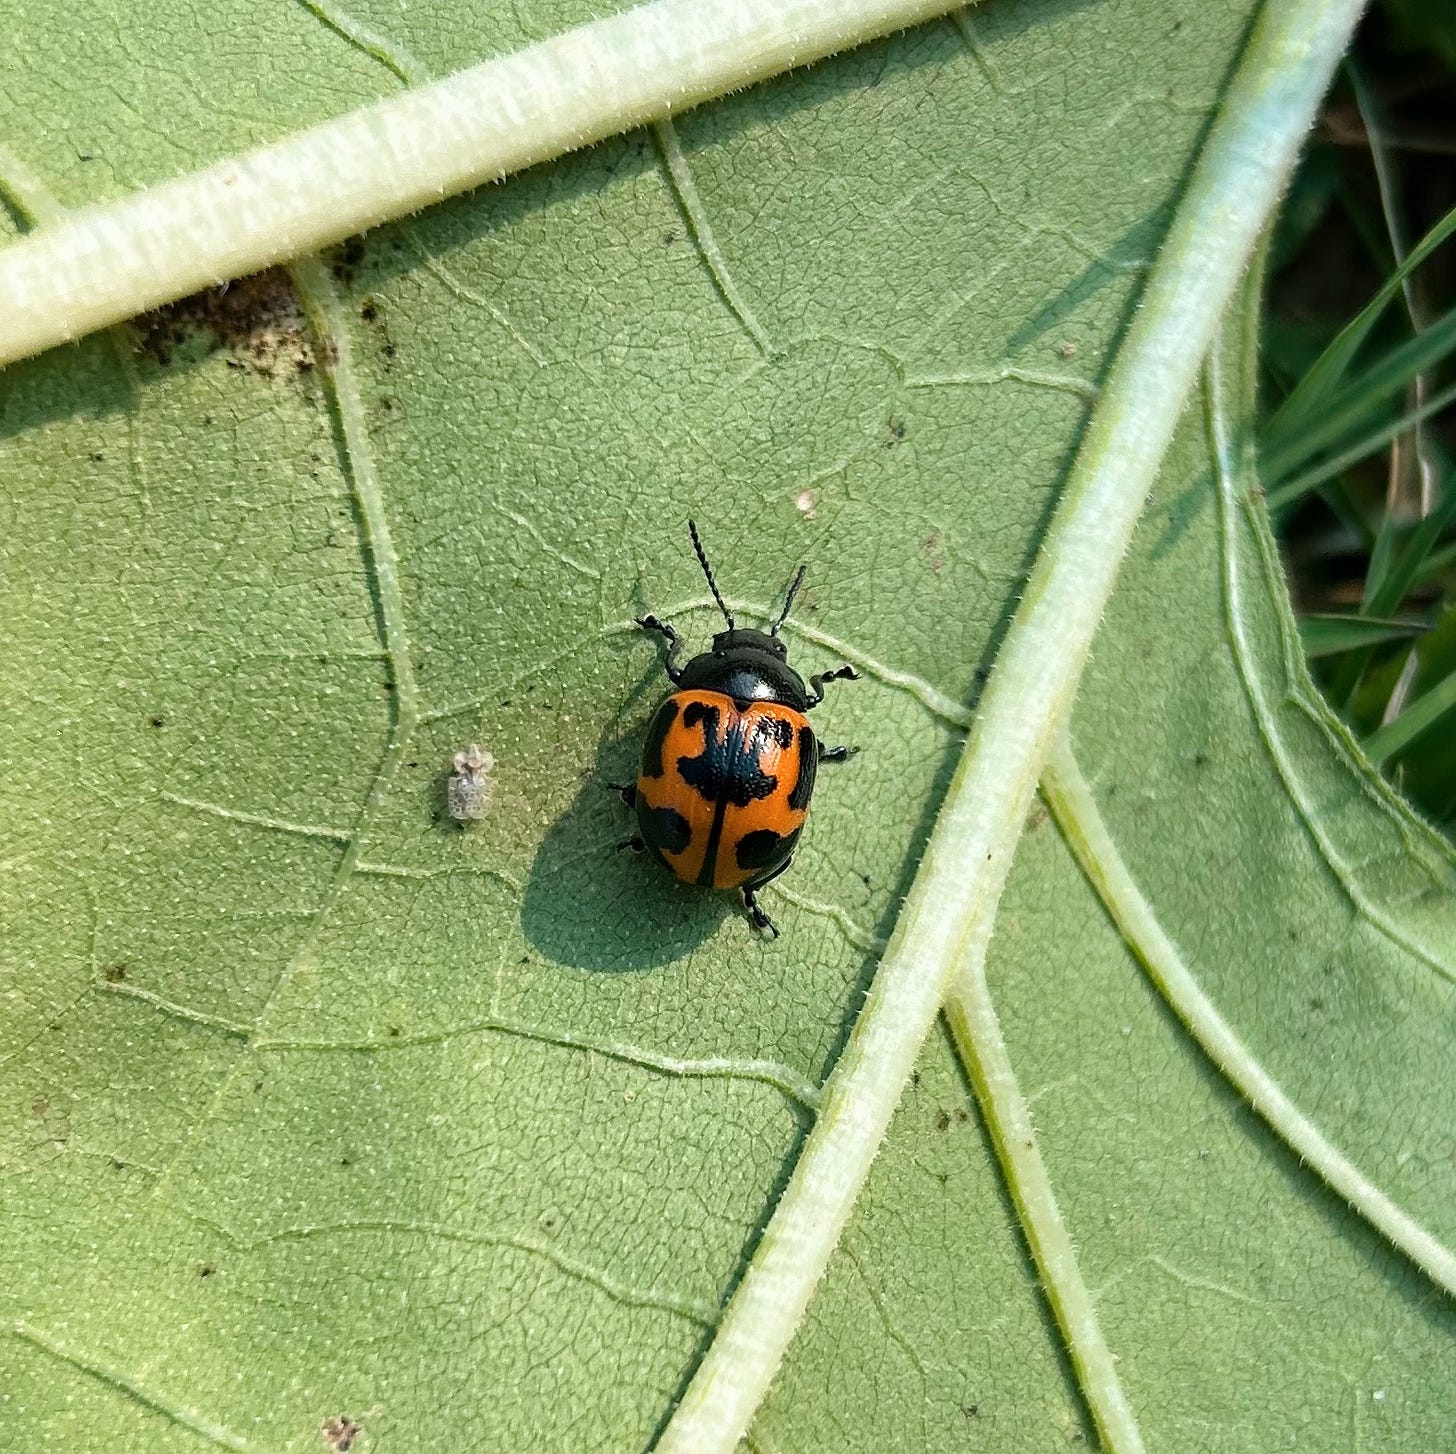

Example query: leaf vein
[199,1216,717,1326]
[11,1323,267,1453]
[1207,350,1456,984]
[1041,735,1456,1302]
[257,1016,822,1111]
[653,117,775,358]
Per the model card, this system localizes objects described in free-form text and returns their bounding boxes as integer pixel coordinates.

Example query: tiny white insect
[447,744,495,822]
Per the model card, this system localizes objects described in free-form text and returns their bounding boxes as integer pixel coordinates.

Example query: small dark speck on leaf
[885,416,907,447]
[331,238,367,287]
[962,1403,980,1418]
[29,1098,48,1118]
[910,1070,920,1089]
[149,716,165,729]
[388,1026,401,1037]
[103,963,128,983]
[253,1078,264,1092]
[198,1262,216,1278]
[89,451,105,462]
[934,1109,951,1131]
[663,230,677,245]
[322,1416,361,1452]
[383,343,397,358]
[360,299,378,322]
[1193,750,1209,767]
[339,1156,351,1168]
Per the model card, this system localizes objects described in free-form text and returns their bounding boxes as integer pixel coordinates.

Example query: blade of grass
[1418,538,1456,585]
[1260,307,1456,478]
[1265,198,1456,440]
[1323,460,1455,710]
[1365,665,1456,764]
[1300,613,1429,659]
[1267,377,1456,511]
[1366,462,1456,617]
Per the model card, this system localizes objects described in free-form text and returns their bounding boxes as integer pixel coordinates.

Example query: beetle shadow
[520,659,731,972]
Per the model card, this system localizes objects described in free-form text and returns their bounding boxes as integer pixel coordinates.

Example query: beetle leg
[741,854,795,939]
[818,744,856,763]
[636,614,685,684]
[806,663,860,707]
[616,835,646,854]
[741,887,780,939]
[607,781,638,807]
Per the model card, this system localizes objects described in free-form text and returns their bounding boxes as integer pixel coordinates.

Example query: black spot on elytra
[638,804,691,857]
[735,826,800,874]
[788,725,817,811]
[640,698,679,779]
[677,702,789,807]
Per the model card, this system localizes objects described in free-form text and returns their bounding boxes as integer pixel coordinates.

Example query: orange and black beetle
[615,521,858,937]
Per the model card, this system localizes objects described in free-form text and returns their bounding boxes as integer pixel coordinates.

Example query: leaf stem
[0,0,966,368]
[942,963,1146,1454]
[1041,737,1456,1301]
[654,3,1365,1448]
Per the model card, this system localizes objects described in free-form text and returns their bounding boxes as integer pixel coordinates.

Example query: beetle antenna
[770,563,807,635]
[688,519,735,629]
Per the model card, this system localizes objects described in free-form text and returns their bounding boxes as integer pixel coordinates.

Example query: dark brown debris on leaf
[321,1415,360,1452]
[132,268,314,378]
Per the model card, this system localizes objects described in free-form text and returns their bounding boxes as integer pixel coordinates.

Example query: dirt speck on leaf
[132,269,312,378]
[321,1415,361,1451]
